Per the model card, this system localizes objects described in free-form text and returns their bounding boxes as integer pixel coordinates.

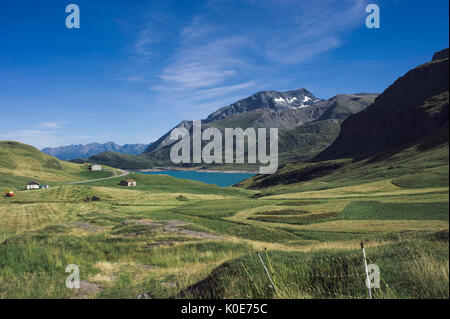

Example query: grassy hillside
[239,137,448,193]
[88,152,155,170]
[0,163,447,298]
[0,141,120,190]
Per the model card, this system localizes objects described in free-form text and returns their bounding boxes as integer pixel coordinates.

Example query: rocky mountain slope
[316,48,449,161]
[240,48,449,190]
[204,88,319,122]
[144,90,376,156]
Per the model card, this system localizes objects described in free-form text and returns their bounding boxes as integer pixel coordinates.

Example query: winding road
[68,169,130,185]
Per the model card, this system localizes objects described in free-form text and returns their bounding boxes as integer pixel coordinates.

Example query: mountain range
[87,89,376,169]
[41,142,149,161]
[144,91,376,155]
[43,48,448,172]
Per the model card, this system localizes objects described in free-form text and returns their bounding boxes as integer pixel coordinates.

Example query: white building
[26,181,40,190]
[119,179,136,187]
[90,164,102,171]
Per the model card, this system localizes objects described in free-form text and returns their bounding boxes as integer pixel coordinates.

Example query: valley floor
[0,171,448,299]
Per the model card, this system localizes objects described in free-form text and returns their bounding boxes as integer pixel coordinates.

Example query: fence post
[361,241,372,299]
[257,252,278,296]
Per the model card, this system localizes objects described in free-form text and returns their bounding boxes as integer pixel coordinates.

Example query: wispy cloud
[40,122,65,129]
[118,75,147,83]
[180,17,219,43]
[134,25,155,57]
[263,0,367,63]
[153,80,259,119]
[155,35,250,90]
[148,19,260,118]
[131,12,175,61]
[127,0,369,119]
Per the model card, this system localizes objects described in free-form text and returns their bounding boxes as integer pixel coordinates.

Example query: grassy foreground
[0,164,448,298]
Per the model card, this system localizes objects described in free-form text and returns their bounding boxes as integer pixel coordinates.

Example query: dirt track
[68,169,129,185]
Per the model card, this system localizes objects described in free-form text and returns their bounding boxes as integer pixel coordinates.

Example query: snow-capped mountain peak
[204,88,319,122]
[273,92,317,109]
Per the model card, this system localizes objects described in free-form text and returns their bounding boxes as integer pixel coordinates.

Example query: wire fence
[0,244,389,299]
[250,245,387,299]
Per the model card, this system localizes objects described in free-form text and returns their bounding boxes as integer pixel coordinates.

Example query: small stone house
[26,181,40,190]
[90,164,102,171]
[119,179,136,187]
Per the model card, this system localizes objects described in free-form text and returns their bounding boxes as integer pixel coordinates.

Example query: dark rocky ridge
[316,49,449,161]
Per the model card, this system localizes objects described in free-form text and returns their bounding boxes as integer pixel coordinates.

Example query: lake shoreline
[138,169,257,187]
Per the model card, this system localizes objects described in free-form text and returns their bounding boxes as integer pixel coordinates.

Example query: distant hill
[0,141,104,189]
[86,152,157,170]
[316,94,377,121]
[42,142,149,161]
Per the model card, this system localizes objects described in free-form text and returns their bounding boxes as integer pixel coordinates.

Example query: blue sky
[0,0,448,149]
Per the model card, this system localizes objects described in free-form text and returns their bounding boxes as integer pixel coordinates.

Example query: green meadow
[0,141,448,299]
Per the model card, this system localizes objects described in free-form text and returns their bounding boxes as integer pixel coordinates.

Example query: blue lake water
[140,170,255,187]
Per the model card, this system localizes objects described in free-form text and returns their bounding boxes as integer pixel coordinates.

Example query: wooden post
[361,241,372,299]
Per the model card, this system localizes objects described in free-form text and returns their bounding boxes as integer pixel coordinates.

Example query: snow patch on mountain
[274,96,299,104]
[274,95,316,109]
